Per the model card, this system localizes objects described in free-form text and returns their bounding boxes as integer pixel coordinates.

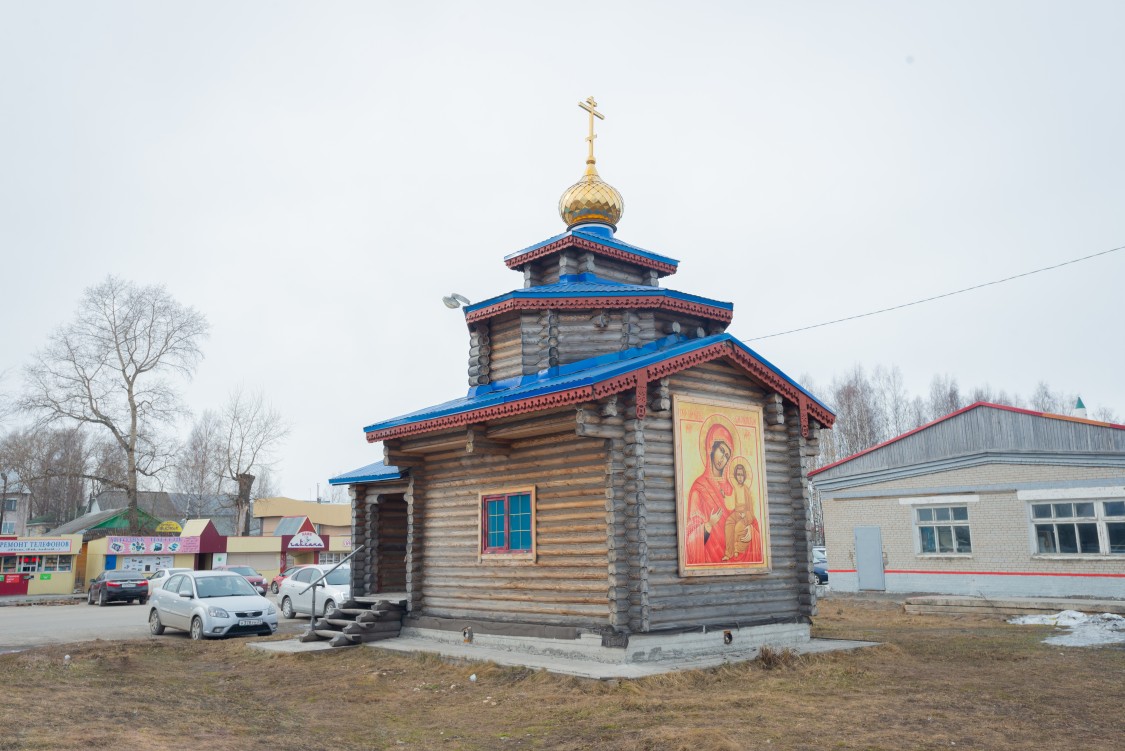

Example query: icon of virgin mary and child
[684,415,765,566]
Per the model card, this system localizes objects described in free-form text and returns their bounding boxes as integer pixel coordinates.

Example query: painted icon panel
[674,395,770,576]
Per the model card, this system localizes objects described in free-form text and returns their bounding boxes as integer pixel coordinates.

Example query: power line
[747,243,1125,342]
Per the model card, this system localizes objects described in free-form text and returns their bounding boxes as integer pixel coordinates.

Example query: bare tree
[0,426,94,529]
[21,276,209,532]
[927,374,963,421]
[0,369,18,427]
[217,387,289,535]
[0,431,24,534]
[252,467,280,501]
[174,410,224,519]
[1091,405,1121,423]
[872,365,912,438]
[827,366,882,458]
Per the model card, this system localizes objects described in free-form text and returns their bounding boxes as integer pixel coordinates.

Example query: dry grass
[2,597,1121,750]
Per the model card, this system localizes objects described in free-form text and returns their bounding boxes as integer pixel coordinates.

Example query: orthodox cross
[578,96,604,165]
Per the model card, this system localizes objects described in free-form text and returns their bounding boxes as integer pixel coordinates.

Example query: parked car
[812,548,828,584]
[146,567,193,596]
[278,565,352,618]
[211,565,268,594]
[270,564,312,594]
[147,570,278,640]
[87,570,151,606]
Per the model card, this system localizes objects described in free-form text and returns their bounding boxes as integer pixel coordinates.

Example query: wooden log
[465,428,510,456]
[343,620,402,634]
[483,411,575,439]
[374,600,407,612]
[353,631,401,643]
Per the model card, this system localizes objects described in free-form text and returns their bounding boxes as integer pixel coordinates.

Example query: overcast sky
[2,2,1122,500]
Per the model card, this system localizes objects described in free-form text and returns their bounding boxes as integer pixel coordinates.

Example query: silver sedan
[148,570,278,640]
[278,565,351,618]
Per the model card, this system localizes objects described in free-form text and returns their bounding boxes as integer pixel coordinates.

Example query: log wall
[557,310,628,365]
[378,362,818,633]
[487,314,523,383]
[531,250,653,286]
[483,307,736,381]
[404,429,612,627]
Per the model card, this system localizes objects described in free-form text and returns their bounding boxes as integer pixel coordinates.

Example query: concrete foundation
[399,621,812,665]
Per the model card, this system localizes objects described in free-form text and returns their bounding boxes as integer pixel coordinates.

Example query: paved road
[0,595,310,652]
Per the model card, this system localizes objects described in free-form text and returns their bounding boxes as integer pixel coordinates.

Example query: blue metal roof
[362,333,833,435]
[463,274,732,316]
[504,226,680,270]
[328,461,403,486]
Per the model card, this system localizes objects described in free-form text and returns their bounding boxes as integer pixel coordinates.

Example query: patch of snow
[1009,610,1125,647]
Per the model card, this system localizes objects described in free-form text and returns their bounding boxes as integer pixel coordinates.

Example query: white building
[811,402,1125,599]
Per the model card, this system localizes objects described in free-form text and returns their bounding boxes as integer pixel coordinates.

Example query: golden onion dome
[559,96,624,230]
[559,163,624,230]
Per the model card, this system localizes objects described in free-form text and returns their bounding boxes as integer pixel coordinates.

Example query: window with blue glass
[481,491,534,555]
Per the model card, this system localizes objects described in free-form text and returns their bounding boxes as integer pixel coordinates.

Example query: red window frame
[479,490,534,556]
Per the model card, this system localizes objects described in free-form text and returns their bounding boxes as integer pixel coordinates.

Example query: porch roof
[328,461,404,486]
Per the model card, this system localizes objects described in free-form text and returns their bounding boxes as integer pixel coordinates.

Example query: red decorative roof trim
[505,235,678,276]
[465,296,733,325]
[365,341,834,443]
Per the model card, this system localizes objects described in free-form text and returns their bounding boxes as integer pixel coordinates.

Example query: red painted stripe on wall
[829,568,1125,578]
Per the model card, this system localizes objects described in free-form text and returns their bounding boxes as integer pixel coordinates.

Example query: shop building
[0,535,84,596]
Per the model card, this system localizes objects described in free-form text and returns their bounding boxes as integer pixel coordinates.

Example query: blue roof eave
[503,228,680,270]
[362,333,833,436]
[328,461,404,486]
[463,280,733,316]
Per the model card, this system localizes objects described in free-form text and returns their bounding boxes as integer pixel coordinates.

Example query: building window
[480,490,534,557]
[3,499,17,512]
[916,506,972,554]
[41,555,72,572]
[1,557,16,573]
[318,552,344,565]
[16,556,39,573]
[1032,501,1125,555]
[0,521,14,535]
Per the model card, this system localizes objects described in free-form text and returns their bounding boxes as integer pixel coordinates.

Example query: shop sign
[288,530,325,550]
[4,574,20,584]
[0,539,72,554]
[106,536,201,555]
[155,521,183,533]
[39,573,51,581]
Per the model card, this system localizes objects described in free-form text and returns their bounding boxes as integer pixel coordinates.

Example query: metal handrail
[297,544,365,633]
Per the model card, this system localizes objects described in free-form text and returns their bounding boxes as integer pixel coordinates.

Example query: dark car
[812,548,829,584]
[212,565,267,594]
[87,569,151,606]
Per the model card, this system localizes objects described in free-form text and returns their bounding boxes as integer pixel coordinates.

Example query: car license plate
[239,619,263,626]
